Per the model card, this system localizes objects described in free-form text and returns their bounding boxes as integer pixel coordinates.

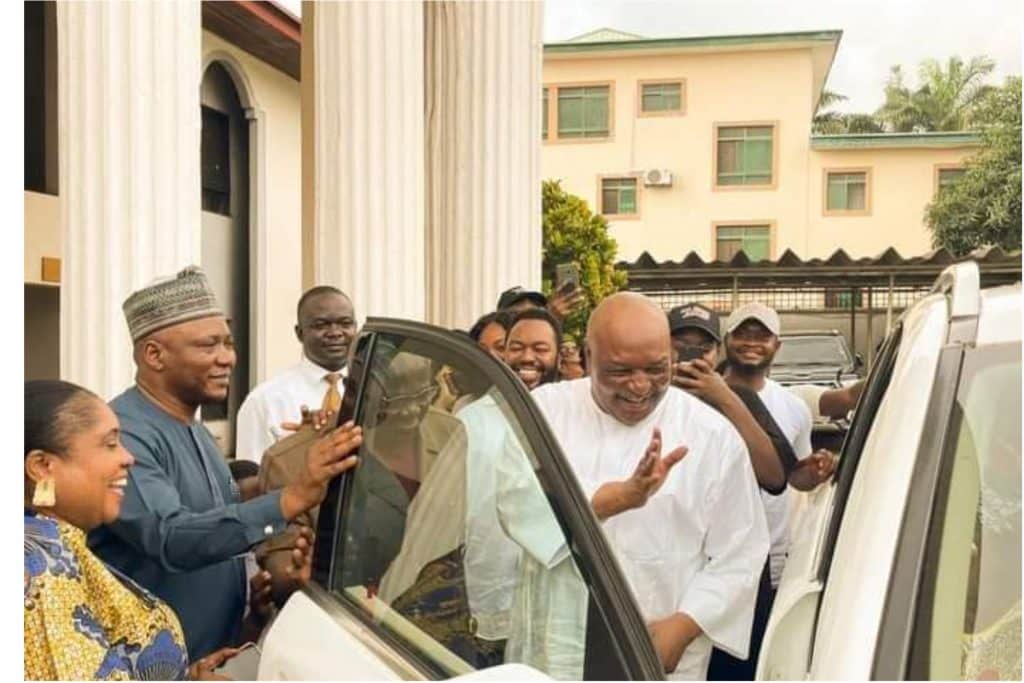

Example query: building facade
[540,29,982,263]
[24,0,542,454]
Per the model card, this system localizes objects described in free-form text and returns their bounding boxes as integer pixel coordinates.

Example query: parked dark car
[771,331,862,388]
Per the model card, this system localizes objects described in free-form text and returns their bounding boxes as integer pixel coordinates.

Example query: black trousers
[707,559,776,681]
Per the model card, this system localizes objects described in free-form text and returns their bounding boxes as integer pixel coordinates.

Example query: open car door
[258,318,665,680]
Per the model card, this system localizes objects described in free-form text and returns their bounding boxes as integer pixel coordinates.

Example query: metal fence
[645,285,933,314]
[643,284,934,367]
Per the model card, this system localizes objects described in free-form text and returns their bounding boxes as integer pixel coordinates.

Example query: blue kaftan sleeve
[107,430,287,573]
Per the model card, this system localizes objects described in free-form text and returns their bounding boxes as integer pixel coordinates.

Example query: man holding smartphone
[669,304,796,494]
[667,302,796,681]
[495,261,587,323]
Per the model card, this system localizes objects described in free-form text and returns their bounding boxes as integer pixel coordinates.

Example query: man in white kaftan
[531,292,769,680]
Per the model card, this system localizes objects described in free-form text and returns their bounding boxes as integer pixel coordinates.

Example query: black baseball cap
[497,286,548,310]
[667,303,722,342]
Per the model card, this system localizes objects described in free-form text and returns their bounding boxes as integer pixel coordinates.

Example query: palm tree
[842,113,883,134]
[813,90,884,134]
[813,90,848,134]
[876,56,996,132]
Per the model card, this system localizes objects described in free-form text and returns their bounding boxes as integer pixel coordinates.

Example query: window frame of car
[815,321,904,584]
[869,336,968,678]
[311,317,666,681]
[895,341,1020,679]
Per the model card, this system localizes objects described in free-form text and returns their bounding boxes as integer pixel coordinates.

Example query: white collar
[298,354,347,383]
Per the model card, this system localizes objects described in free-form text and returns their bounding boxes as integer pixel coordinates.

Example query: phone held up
[555,262,580,296]
[676,346,706,363]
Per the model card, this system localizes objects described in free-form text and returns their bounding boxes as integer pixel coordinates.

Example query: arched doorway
[200,61,250,455]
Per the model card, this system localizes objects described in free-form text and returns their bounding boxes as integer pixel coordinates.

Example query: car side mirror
[854,353,864,369]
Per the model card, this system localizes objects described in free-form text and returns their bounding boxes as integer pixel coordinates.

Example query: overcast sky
[280,0,1021,114]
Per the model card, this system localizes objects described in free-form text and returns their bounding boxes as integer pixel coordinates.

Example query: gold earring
[33,477,56,508]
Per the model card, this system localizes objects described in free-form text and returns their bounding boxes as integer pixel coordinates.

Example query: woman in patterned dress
[24,380,241,680]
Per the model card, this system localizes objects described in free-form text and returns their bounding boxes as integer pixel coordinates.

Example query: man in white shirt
[531,292,769,680]
[721,304,836,583]
[235,286,357,463]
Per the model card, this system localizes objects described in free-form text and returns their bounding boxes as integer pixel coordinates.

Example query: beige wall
[202,31,303,382]
[24,191,60,285]
[808,146,976,257]
[542,48,981,262]
[543,48,815,263]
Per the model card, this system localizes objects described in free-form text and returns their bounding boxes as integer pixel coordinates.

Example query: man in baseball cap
[667,301,795,493]
[667,303,722,365]
[496,286,548,312]
[496,284,587,326]
[710,300,835,679]
[724,302,781,340]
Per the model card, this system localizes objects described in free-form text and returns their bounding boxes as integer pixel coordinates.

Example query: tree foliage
[876,56,996,132]
[926,76,1021,254]
[813,90,883,134]
[542,179,628,341]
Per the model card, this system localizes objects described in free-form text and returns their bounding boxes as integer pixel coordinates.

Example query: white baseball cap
[725,302,781,337]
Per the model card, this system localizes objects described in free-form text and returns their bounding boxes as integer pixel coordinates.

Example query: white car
[256,260,1019,681]
[256,320,666,680]
[759,261,1021,680]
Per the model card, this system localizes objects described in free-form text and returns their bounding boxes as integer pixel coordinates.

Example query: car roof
[976,282,1021,346]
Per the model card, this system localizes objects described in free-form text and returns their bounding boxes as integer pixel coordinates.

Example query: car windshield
[775,337,851,366]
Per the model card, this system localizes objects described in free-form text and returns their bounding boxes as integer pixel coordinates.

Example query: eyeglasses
[379,385,439,412]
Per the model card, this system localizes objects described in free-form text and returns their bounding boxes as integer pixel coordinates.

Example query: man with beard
[720,304,835,594]
[504,308,562,390]
[89,267,362,659]
[531,292,769,679]
[669,302,802,681]
[236,286,358,464]
[669,303,795,495]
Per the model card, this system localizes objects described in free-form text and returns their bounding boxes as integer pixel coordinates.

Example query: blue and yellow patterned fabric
[24,514,189,680]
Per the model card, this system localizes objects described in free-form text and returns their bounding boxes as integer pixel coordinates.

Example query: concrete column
[57,1,201,398]
[425,1,543,329]
[302,1,426,321]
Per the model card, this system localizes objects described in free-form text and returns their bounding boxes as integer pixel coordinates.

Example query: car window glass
[325,332,609,680]
[775,336,850,366]
[925,343,1021,681]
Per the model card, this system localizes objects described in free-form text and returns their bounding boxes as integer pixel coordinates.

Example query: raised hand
[280,421,362,520]
[547,285,587,321]
[591,428,688,520]
[672,358,733,408]
[624,428,688,505]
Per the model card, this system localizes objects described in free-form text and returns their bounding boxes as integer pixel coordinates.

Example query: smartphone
[555,262,580,294]
[677,346,705,362]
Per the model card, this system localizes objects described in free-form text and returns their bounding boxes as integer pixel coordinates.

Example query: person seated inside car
[377,313,585,677]
[339,349,459,594]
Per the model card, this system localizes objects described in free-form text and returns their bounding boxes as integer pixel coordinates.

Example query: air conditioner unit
[643,169,673,187]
